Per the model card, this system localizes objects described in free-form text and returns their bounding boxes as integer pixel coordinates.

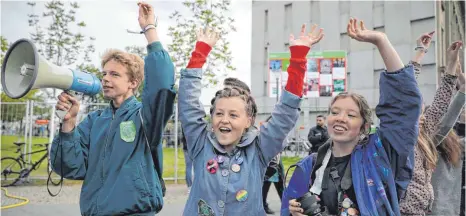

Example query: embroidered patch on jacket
[198,199,215,216]
[120,120,136,142]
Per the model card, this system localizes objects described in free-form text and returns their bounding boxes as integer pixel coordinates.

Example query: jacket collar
[107,96,139,116]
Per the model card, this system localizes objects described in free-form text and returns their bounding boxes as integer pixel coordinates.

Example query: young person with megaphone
[50,2,176,215]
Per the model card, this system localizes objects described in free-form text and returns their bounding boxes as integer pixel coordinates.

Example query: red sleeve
[186,41,212,68]
[285,45,310,97]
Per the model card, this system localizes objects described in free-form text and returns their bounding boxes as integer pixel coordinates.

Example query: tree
[27,1,99,100]
[167,0,236,86]
[125,45,147,59]
[124,45,147,101]
[1,36,9,64]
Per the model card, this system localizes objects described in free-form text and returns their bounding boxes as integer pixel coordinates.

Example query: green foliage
[125,45,147,101]
[167,0,236,87]
[27,1,100,100]
[0,36,8,64]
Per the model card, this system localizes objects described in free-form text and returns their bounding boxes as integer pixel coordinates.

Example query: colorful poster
[268,51,347,98]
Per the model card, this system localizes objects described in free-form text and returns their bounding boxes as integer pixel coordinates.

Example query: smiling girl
[178,25,323,215]
[282,18,423,216]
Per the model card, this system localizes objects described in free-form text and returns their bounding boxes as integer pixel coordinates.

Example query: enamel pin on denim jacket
[178,67,302,216]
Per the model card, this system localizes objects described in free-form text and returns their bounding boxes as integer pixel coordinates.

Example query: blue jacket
[178,67,301,215]
[281,65,422,216]
[50,42,176,216]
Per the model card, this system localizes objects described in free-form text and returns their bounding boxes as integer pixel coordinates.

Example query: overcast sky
[1,0,252,104]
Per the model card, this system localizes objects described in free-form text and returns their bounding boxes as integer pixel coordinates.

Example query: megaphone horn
[1,38,102,100]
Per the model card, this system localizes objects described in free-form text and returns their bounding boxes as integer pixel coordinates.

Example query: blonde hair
[101,49,144,93]
[436,129,462,167]
[417,124,438,169]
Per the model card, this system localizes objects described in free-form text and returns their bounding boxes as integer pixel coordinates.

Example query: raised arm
[178,29,218,158]
[348,18,422,156]
[410,31,434,80]
[423,42,462,135]
[433,86,466,145]
[258,24,323,164]
[137,2,176,151]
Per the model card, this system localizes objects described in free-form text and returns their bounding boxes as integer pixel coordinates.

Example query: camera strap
[329,167,344,206]
[330,160,354,213]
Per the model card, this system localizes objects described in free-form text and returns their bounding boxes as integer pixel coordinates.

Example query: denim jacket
[50,42,176,216]
[281,65,422,216]
[178,67,301,216]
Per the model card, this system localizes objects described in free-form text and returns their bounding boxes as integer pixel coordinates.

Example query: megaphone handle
[55,90,76,120]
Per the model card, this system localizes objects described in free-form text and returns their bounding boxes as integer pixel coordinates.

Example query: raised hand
[196,28,220,47]
[446,41,463,65]
[347,18,385,45]
[289,24,324,47]
[416,31,435,50]
[138,2,156,29]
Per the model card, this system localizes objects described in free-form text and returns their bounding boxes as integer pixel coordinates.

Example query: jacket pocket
[97,161,152,215]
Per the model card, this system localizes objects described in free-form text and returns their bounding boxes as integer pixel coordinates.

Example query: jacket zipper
[102,112,115,180]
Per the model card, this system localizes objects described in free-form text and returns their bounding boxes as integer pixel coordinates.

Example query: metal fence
[1,101,378,182]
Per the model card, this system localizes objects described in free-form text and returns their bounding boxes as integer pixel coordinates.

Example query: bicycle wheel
[1,157,23,187]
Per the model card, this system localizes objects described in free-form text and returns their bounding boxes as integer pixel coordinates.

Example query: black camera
[296,192,328,216]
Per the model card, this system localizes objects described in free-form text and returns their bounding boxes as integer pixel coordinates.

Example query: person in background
[399,31,463,215]
[307,114,329,154]
[429,55,465,216]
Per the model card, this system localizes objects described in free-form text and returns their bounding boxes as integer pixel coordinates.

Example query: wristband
[415,46,428,53]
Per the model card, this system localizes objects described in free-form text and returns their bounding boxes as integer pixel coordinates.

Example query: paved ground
[1,184,283,215]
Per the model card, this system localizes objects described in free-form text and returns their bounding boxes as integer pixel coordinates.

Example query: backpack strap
[139,108,166,197]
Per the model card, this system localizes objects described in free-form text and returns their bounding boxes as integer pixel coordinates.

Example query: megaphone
[1,38,102,118]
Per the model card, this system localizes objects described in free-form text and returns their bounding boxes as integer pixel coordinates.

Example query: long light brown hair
[417,124,438,170]
[436,129,463,167]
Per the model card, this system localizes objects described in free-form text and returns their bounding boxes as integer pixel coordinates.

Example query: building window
[285,4,292,31]
[265,10,268,33]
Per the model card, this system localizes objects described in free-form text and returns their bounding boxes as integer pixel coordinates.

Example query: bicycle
[1,142,50,187]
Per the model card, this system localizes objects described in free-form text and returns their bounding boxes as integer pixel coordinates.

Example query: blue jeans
[183,150,193,187]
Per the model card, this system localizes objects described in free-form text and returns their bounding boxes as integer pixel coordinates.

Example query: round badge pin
[206,159,219,174]
[342,198,351,208]
[236,190,248,202]
[347,208,358,216]
[231,164,241,172]
[237,157,244,165]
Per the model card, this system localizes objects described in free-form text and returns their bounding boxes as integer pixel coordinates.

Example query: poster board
[268,51,347,98]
